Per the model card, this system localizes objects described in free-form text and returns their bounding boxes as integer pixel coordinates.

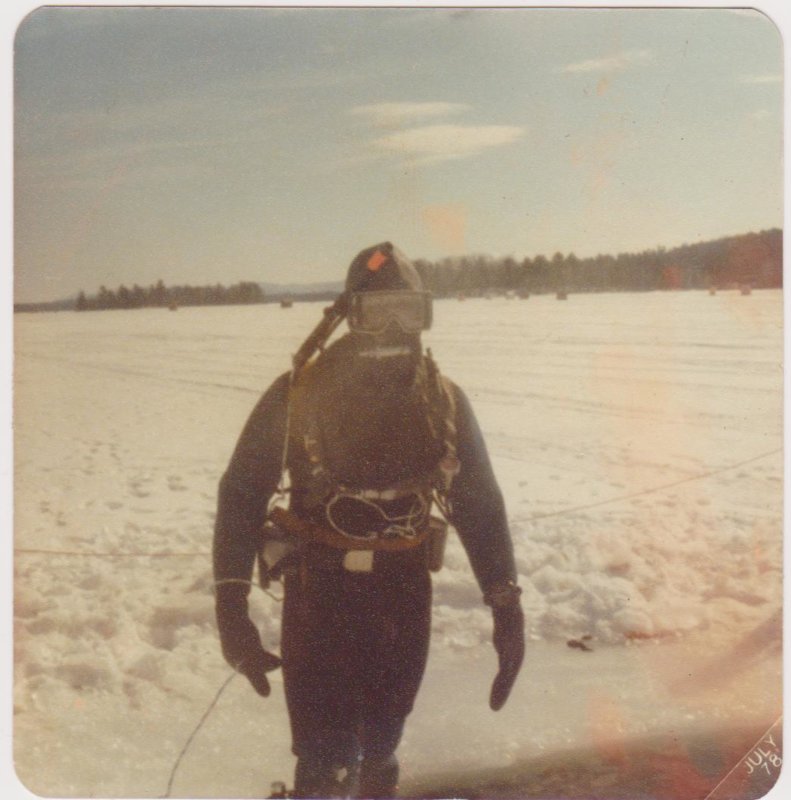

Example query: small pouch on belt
[257,520,299,588]
[343,551,375,572]
[426,516,449,572]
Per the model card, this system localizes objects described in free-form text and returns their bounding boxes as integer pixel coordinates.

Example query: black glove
[215,582,282,697]
[485,583,525,711]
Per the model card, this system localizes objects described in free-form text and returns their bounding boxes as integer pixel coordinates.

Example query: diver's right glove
[484,581,525,711]
[215,581,282,697]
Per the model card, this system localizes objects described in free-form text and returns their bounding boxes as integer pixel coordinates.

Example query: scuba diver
[213,242,524,798]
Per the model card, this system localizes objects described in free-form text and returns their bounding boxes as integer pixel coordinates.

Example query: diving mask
[347,290,433,336]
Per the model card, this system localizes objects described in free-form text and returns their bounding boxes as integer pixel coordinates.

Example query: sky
[10,4,785,303]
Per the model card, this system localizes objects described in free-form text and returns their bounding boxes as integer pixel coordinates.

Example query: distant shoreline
[13,284,781,315]
[14,227,783,313]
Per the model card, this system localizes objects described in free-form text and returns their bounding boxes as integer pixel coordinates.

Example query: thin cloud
[739,74,782,85]
[561,49,653,74]
[371,124,524,164]
[350,102,470,126]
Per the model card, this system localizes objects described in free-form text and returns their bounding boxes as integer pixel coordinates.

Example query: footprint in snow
[129,479,152,498]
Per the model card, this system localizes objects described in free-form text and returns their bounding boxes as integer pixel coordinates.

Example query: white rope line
[15,447,781,559]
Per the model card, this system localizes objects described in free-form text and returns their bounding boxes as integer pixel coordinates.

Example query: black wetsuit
[213,337,517,791]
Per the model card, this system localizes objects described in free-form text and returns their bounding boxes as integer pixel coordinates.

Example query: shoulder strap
[287,360,338,508]
[424,349,460,504]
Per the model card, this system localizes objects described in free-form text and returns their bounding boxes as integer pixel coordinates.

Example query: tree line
[47,226,783,315]
[413,228,782,297]
[75,280,265,311]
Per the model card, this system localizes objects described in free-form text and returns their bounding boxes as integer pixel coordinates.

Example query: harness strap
[425,349,460,496]
[269,506,430,552]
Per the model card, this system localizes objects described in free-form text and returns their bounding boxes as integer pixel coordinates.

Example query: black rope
[161,670,238,798]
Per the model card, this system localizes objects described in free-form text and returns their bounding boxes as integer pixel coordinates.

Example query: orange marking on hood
[367,250,388,271]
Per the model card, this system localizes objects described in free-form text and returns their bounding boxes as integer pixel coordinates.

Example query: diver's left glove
[215,581,282,697]
[484,581,525,711]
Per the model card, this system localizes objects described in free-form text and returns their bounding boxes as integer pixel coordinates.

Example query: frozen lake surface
[12,289,783,798]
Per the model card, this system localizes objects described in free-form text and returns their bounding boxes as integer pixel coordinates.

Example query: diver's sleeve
[213,372,290,588]
[447,384,518,594]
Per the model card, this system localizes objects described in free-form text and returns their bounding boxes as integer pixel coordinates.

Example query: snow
[11,289,784,798]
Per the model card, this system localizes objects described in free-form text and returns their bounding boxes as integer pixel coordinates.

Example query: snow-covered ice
[11,289,783,798]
